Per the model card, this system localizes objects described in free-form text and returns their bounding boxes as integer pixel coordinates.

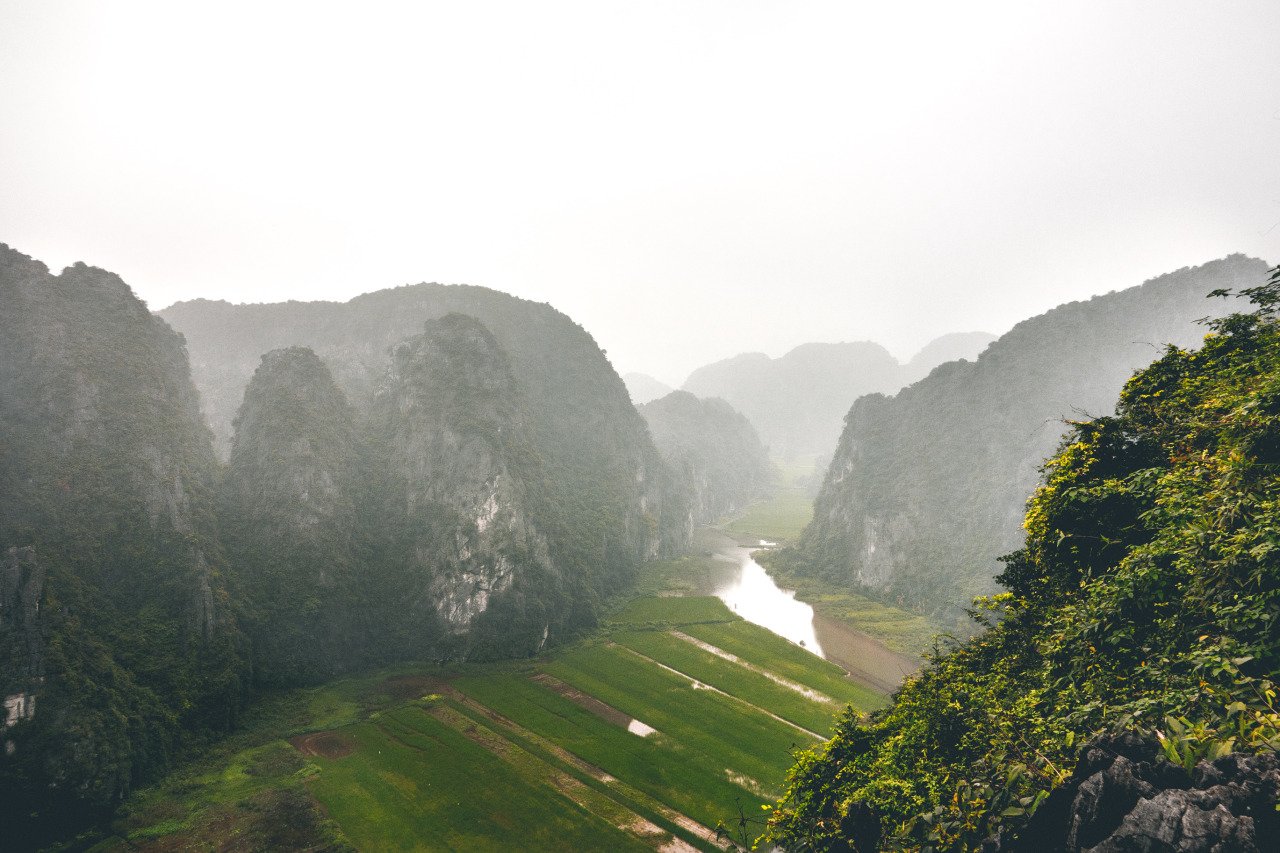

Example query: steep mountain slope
[0,245,247,838]
[368,315,565,659]
[161,284,686,593]
[901,330,997,384]
[623,372,674,405]
[769,265,1280,852]
[219,347,364,685]
[639,391,771,530]
[680,334,994,461]
[790,255,1270,613]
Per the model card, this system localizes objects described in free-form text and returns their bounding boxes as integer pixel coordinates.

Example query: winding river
[697,534,919,693]
[709,542,826,657]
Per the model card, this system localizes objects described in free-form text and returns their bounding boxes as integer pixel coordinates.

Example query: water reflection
[711,545,825,658]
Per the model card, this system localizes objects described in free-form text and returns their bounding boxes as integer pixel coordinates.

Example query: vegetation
[769,266,1280,851]
[785,255,1272,617]
[640,390,772,528]
[106,587,882,851]
[722,462,815,543]
[0,247,248,845]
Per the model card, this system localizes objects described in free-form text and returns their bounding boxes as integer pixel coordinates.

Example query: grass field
[104,591,884,852]
[721,463,815,543]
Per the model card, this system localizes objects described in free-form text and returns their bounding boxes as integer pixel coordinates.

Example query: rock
[991,733,1280,852]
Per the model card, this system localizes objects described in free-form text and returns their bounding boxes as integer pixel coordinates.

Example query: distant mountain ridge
[623,372,675,405]
[681,333,995,461]
[785,254,1270,614]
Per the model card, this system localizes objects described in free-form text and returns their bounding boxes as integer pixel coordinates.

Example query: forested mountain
[623,372,674,405]
[0,249,696,842]
[0,245,247,839]
[787,255,1270,614]
[219,347,365,685]
[680,334,994,461]
[161,283,687,580]
[639,391,771,531]
[367,315,567,660]
[770,266,1280,852]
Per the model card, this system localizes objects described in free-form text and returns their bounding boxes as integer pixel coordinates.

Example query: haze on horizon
[2,1,1278,386]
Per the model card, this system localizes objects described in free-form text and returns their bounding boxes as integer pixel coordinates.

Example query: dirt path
[433,683,736,851]
[609,643,825,741]
[668,629,838,706]
[422,702,701,853]
[810,615,919,694]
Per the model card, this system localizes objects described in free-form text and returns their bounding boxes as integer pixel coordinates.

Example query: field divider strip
[423,701,700,852]
[607,643,826,741]
[439,686,736,852]
[666,630,840,706]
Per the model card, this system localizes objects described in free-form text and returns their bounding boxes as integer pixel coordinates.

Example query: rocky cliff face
[639,391,771,530]
[220,347,363,684]
[986,733,1280,853]
[0,244,246,837]
[161,282,686,595]
[792,255,1270,613]
[372,315,561,656]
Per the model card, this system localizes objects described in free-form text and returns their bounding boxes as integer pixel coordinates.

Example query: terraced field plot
[300,596,881,851]
[109,596,885,851]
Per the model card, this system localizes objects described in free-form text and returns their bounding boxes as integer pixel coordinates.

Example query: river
[698,533,919,694]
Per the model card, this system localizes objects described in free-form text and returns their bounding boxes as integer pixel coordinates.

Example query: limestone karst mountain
[0,244,247,833]
[787,255,1271,614]
[639,391,771,533]
[623,372,675,405]
[680,333,994,461]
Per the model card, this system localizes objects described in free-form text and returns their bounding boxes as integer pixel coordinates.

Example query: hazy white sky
[3,1,1278,385]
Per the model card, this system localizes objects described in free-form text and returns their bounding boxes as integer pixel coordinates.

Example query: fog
[2,1,1277,384]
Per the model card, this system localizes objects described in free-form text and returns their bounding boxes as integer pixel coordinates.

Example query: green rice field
[106,595,886,851]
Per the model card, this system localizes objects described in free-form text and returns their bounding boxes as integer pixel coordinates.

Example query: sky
[2,2,1278,387]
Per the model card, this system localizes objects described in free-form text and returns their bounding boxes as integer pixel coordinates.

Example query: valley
[103,495,906,852]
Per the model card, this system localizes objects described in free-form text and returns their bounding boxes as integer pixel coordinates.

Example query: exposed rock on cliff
[371,314,562,658]
[161,281,686,601]
[987,733,1280,853]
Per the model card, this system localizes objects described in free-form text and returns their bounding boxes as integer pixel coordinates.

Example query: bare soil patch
[378,674,452,701]
[530,672,635,730]
[291,730,356,759]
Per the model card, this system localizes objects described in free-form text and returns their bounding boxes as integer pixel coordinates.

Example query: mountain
[0,245,247,839]
[768,265,1280,851]
[639,391,771,531]
[161,284,687,592]
[367,314,566,660]
[787,255,1271,614]
[623,372,674,405]
[682,342,902,461]
[680,334,994,461]
[219,347,365,685]
[901,330,997,383]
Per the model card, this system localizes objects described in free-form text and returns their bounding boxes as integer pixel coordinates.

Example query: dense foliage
[788,255,1270,616]
[0,246,248,842]
[162,281,689,609]
[639,390,772,529]
[769,266,1280,851]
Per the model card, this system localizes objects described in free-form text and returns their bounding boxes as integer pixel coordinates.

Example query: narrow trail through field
[421,702,697,852]
[668,630,838,706]
[425,683,735,851]
[609,643,826,741]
